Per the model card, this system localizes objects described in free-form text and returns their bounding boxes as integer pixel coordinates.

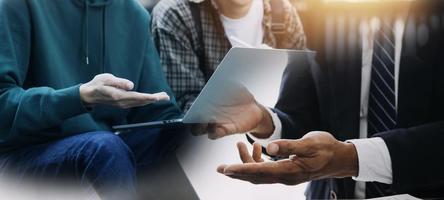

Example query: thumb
[266,139,310,157]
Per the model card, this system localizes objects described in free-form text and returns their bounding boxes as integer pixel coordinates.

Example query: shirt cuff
[348,137,393,184]
[247,107,282,147]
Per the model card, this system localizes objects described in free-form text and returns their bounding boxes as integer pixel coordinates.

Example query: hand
[217,131,359,185]
[190,87,274,140]
[79,73,170,109]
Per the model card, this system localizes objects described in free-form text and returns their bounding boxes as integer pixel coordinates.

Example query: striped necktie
[366,19,398,198]
[367,20,397,137]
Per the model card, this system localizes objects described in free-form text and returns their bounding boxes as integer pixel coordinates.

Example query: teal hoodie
[0,0,182,152]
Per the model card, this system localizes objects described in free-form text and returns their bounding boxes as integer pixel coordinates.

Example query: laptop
[112,47,315,132]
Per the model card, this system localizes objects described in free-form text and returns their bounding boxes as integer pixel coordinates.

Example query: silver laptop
[112,47,315,131]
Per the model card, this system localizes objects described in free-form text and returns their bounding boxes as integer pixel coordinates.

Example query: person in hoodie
[0,0,184,199]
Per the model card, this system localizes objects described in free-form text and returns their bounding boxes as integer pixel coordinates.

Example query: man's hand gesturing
[80,73,170,109]
[217,131,359,185]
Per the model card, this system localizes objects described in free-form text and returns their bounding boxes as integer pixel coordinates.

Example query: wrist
[250,104,274,139]
[339,142,359,177]
[79,84,94,108]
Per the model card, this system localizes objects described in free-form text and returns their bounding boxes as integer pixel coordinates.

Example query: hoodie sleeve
[126,15,182,124]
[0,1,88,139]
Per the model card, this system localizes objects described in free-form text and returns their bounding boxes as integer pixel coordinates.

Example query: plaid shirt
[152,0,306,111]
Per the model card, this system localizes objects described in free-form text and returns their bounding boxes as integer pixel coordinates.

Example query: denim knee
[75,132,137,190]
[78,131,135,166]
[72,132,137,199]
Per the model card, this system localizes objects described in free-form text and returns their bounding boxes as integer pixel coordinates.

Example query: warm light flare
[323,0,415,2]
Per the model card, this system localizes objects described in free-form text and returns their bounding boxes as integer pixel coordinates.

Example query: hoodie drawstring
[82,0,112,65]
[85,3,90,65]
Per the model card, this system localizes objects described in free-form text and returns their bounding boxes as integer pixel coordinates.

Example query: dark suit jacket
[274,0,444,198]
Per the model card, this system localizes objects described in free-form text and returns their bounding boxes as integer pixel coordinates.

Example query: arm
[218,121,444,195]
[376,121,444,193]
[151,8,204,111]
[244,54,322,141]
[188,51,321,140]
[246,50,322,154]
[0,1,88,139]
[273,55,322,140]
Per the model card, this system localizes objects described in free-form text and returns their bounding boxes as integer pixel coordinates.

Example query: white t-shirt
[219,0,264,47]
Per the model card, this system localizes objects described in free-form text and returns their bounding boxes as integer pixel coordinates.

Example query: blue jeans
[0,128,186,200]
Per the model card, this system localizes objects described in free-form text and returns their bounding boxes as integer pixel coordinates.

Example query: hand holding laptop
[190,86,275,140]
[80,73,170,109]
[112,47,314,132]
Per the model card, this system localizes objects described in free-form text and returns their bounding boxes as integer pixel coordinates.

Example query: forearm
[1,85,88,135]
[345,120,444,193]
[0,2,88,136]
[376,121,444,193]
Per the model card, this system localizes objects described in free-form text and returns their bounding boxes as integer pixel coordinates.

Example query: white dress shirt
[251,16,407,198]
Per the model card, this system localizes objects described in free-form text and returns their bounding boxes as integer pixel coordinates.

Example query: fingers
[219,142,264,175]
[222,162,277,176]
[193,122,240,140]
[82,74,171,109]
[237,142,255,163]
[152,92,170,101]
[191,123,235,139]
[208,124,230,140]
[224,173,278,185]
[217,161,304,185]
[123,91,170,103]
[100,74,134,91]
[266,139,309,157]
[229,85,255,104]
[190,123,209,136]
[121,91,160,102]
[217,164,227,174]
[100,86,169,109]
[252,143,264,162]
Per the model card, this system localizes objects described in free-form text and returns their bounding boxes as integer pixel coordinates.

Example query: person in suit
[192,0,444,199]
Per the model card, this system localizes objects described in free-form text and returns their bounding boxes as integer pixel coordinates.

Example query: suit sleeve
[380,14,444,193]
[375,121,444,193]
[273,55,322,140]
[0,1,88,140]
